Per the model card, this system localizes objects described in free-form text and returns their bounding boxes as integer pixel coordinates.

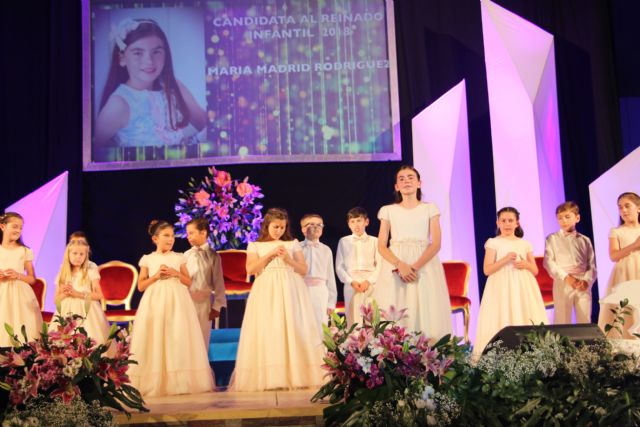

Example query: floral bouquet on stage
[312,303,468,426]
[0,314,147,424]
[174,166,264,250]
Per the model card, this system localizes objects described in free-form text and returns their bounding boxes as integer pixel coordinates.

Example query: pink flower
[359,304,375,324]
[194,190,212,208]
[214,170,232,187]
[236,182,253,197]
[380,305,409,323]
[50,382,81,404]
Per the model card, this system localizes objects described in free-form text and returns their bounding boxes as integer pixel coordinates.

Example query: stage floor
[115,388,326,426]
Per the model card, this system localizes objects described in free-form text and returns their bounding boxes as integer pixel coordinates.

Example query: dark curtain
[0,1,624,315]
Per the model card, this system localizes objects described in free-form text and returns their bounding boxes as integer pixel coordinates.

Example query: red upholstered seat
[443,261,471,342]
[535,256,554,308]
[219,250,252,297]
[32,277,54,323]
[99,261,138,322]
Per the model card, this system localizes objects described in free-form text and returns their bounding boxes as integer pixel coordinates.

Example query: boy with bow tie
[300,213,337,336]
[185,218,227,347]
[543,202,596,324]
[335,207,381,325]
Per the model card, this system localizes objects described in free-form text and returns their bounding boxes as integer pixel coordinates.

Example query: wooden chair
[218,249,252,299]
[443,261,471,342]
[535,256,554,308]
[32,277,54,322]
[99,261,138,322]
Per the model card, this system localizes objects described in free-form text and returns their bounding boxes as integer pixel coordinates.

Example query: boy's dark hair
[347,207,368,221]
[555,201,580,216]
[187,217,210,236]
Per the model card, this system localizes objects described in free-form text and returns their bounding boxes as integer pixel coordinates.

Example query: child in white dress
[598,192,640,337]
[374,166,452,340]
[0,212,43,346]
[52,239,110,346]
[128,220,213,396]
[474,207,548,356]
[95,18,206,148]
[232,208,324,391]
[335,207,381,325]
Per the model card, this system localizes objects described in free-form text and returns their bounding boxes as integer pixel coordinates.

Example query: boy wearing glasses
[300,214,337,336]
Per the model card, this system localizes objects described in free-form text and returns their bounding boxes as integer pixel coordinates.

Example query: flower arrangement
[174,166,264,250]
[0,314,147,422]
[314,300,640,426]
[312,303,467,426]
[453,328,640,426]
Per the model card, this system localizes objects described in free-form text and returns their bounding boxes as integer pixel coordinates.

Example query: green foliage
[314,301,640,426]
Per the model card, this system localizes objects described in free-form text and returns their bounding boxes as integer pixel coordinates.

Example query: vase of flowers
[0,314,147,423]
[312,303,467,426]
[174,166,264,250]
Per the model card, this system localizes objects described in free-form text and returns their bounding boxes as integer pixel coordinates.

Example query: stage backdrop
[83,0,401,171]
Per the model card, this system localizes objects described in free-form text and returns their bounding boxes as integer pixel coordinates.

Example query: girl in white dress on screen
[0,212,43,347]
[232,208,324,391]
[52,239,111,347]
[94,18,206,148]
[128,220,213,397]
[474,207,548,356]
[374,165,452,340]
[598,192,640,338]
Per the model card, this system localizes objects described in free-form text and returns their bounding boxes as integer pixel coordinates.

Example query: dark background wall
[1,0,634,317]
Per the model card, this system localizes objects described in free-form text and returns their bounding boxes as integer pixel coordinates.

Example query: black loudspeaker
[482,323,605,354]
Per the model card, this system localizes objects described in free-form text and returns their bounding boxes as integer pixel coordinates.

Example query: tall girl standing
[0,213,43,346]
[232,208,324,391]
[52,239,110,346]
[598,192,640,337]
[375,166,452,339]
[474,207,548,356]
[128,220,213,396]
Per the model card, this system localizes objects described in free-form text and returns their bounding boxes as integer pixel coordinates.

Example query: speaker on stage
[482,323,605,354]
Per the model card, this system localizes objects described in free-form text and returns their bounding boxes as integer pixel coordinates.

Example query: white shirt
[335,233,381,285]
[300,239,338,309]
[184,243,227,311]
[543,230,596,286]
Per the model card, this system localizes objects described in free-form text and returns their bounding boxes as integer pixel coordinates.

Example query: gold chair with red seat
[443,261,471,343]
[218,249,252,298]
[32,277,54,322]
[99,261,138,322]
[534,256,554,309]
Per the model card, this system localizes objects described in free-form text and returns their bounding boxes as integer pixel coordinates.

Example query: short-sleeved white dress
[597,226,640,338]
[52,266,111,345]
[373,203,453,340]
[128,251,214,396]
[474,237,548,355]
[232,239,324,391]
[0,245,43,346]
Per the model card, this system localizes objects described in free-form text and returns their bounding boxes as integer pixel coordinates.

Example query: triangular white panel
[589,146,640,300]
[481,0,565,254]
[6,172,68,312]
